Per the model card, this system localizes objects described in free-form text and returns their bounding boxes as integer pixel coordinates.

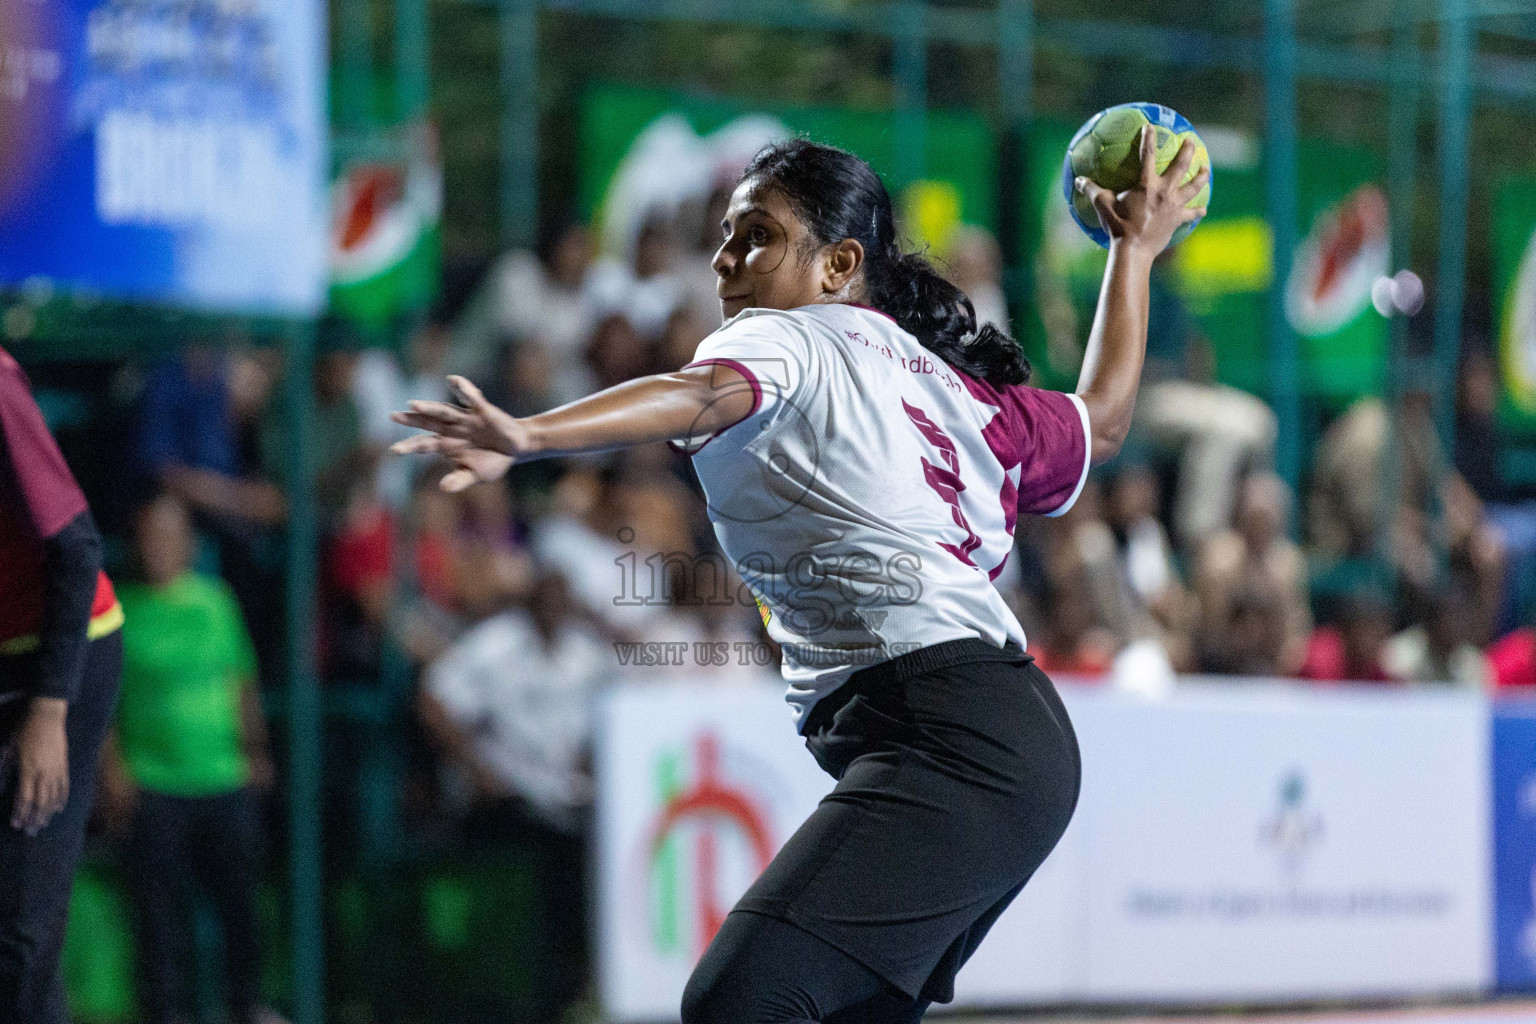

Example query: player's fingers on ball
[1139,125,1159,188]
[1090,189,1124,234]
[1177,167,1211,203]
[1166,138,1199,184]
[1181,205,1208,223]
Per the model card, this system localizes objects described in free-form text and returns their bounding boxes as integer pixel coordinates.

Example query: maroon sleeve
[1009,387,1091,518]
[0,351,88,541]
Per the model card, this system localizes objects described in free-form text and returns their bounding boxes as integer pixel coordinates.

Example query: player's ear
[821,238,864,294]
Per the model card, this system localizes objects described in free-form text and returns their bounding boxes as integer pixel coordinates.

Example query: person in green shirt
[101,493,280,1024]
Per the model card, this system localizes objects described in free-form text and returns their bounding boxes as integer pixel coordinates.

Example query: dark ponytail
[740,138,1031,386]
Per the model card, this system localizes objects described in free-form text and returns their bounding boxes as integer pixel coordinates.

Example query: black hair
[740,138,1030,386]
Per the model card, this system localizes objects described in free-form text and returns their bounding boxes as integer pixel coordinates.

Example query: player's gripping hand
[1075,124,1209,257]
[389,375,530,493]
[9,697,69,836]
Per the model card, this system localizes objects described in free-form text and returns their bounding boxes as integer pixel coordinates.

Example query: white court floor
[956,1003,1536,1024]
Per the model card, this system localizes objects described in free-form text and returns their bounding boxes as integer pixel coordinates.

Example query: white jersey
[677,304,1091,729]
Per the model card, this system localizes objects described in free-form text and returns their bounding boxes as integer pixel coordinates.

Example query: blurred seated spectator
[1300,590,1394,683]
[533,462,696,639]
[1197,580,1285,677]
[586,312,652,392]
[323,462,397,680]
[418,568,602,1022]
[588,215,685,340]
[1134,339,1278,552]
[1026,572,1115,679]
[454,218,598,384]
[1195,472,1311,675]
[1106,463,1195,669]
[101,494,277,1024]
[1383,586,1490,688]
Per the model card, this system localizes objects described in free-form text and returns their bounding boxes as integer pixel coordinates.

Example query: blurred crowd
[67,184,1536,1022]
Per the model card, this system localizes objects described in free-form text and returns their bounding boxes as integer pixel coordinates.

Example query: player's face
[712,178,841,320]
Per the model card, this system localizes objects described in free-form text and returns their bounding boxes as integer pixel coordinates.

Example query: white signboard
[1073,682,1492,1001]
[596,679,1493,1020]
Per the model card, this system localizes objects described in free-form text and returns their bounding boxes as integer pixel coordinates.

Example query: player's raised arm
[1073,124,1209,464]
[390,366,756,492]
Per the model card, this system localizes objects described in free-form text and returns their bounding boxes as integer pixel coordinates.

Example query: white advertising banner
[596,679,1493,1020]
[1073,682,1492,1002]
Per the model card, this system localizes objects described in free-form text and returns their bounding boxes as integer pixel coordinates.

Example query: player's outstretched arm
[1074,125,1209,464]
[390,366,756,492]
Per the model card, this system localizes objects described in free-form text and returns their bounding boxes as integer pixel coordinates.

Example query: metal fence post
[1264,0,1302,511]
[997,0,1033,335]
[500,0,540,249]
[284,320,324,1024]
[1434,0,1473,454]
[892,0,927,193]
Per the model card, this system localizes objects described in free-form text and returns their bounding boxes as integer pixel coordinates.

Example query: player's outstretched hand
[9,697,69,836]
[1075,124,1209,257]
[390,375,528,492]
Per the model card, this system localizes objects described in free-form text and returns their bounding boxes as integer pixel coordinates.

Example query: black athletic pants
[129,786,266,1024]
[0,632,123,1024]
[683,912,928,1024]
[682,640,1080,1024]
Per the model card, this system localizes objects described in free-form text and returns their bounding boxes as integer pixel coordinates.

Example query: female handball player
[392,125,1207,1024]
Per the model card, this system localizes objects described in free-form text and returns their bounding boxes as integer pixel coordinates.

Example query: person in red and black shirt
[0,345,123,1024]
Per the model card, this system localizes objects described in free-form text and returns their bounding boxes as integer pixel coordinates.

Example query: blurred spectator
[102,494,277,1024]
[1384,586,1490,688]
[945,225,1009,332]
[588,215,686,339]
[678,182,733,332]
[1195,472,1311,675]
[419,570,604,828]
[134,347,286,527]
[585,312,652,392]
[322,462,396,680]
[1300,590,1394,683]
[418,570,604,1018]
[133,346,286,674]
[1460,350,1536,634]
[260,350,366,524]
[1197,580,1285,677]
[1105,463,1194,669]
[353,319,452,508]
[1026,572,1115,679]
[1135,341,1278,551]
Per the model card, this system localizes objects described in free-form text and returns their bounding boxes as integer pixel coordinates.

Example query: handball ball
[1062,102,1211,249]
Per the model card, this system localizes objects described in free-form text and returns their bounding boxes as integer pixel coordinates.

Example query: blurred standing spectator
[260,351,366,525]
[1135,344,1278,552]
[418,570,605,1021]
[102,494,277,1024]
[679,184,734,331]
[134,347,286,528]
[1459,350,1536,633]
[133,346,286,674]
[1194,472,1311,675]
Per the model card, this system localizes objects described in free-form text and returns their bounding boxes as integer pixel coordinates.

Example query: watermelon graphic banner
[1025,122,1386,403]
[1494,176,1536,434]
[0,0,328,314]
